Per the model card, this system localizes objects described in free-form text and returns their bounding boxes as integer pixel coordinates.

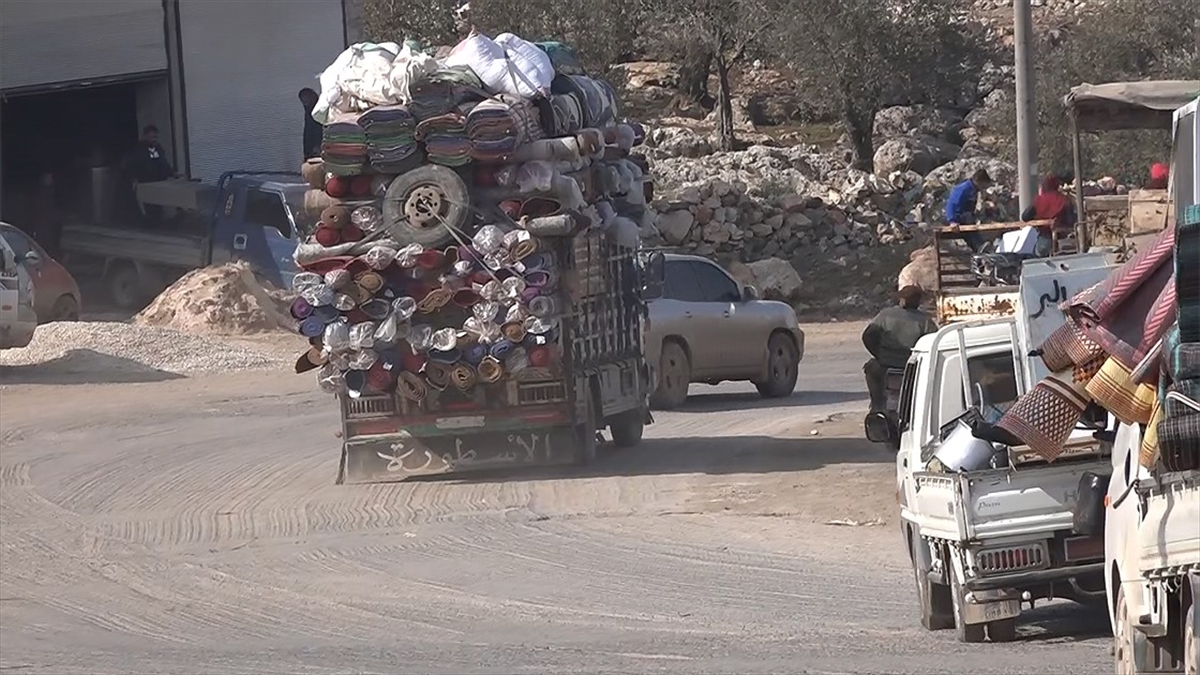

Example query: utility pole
[1013,0,1038,212]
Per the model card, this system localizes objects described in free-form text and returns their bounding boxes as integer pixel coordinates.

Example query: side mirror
[741,285,760,301]
[864,411,900,447]
[24,250,42,266]
[643,251,666,300]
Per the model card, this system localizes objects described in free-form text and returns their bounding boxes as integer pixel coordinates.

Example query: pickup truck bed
[912,453,1108,542]
[1137,470,1200,574]
[61,223,209,269]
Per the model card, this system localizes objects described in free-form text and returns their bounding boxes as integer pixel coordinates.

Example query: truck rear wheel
[1115,589,1137,675]
[608,408,645,448]
[951,570,987,643]
[1186,594,1197,675]
[909,530,953,630]
[574,396,599,466]
[987,618,1017,643]
[107,265,144,310]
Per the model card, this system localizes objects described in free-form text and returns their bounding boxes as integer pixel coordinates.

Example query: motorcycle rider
[862,286,938,413]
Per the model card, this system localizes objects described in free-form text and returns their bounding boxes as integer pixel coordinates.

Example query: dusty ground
[0,322,1111,674]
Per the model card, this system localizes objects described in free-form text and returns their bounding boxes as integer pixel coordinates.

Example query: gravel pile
[135,262,295,335]
[0,321,288,377]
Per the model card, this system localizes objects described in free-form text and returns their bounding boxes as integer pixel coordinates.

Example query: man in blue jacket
[944,169,993,251]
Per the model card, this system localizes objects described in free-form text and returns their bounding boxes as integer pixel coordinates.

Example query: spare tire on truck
[381,165,471,248]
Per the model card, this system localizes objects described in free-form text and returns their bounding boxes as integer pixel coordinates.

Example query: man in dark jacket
[127,125,176,224]
[299,88,322,159]
[862,286,938,412]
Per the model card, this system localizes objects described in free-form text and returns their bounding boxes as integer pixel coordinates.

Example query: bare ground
[0,321,1111,674]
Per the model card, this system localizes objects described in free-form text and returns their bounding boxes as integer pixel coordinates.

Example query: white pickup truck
[1105,94,1199,675]
[870,252,1122,643]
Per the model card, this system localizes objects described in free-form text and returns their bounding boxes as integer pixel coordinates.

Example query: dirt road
[0,323,1111,674]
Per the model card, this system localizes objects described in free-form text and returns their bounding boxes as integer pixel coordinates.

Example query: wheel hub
[404,185,445,228]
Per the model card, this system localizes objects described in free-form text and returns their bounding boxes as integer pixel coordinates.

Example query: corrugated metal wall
[0,0,167,92]
[178,0,345,181]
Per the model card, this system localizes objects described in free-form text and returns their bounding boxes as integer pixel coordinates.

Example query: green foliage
[769,0,989,170]
[359,0,460,46]
[988,0,1197,182]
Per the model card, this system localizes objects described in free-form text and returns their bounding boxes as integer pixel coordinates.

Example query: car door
[684,260,747,377]
[0,235,37,348]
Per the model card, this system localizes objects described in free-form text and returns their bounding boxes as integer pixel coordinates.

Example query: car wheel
[650,341,690,410]
[48,295,80,323]
[755,332,798,398]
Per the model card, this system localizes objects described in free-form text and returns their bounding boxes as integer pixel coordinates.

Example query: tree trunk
[677,40,714,108]
[843,100,876,172]
[714,51,736,152]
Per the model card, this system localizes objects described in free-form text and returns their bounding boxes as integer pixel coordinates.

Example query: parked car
[645,253,805,409]
[0,222,82,322]
[0,234,37,349]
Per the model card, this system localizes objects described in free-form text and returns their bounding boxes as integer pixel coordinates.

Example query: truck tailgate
[962,459,1108,540]
[1138,472,1200,573]
[914,459,1108,541]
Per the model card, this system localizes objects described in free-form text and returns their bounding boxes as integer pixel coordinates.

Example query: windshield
[283,188,319,240]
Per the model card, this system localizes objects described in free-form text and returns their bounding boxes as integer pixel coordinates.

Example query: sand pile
[135,262,295,335]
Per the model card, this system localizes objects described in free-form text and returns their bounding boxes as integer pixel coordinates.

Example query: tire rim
[404,184,446,229]
[663,353,686,394]
[771,342,793,383]
[1116,596,1136,675]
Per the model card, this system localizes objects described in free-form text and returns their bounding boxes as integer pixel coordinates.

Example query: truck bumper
[965,562,1106,592]
[339,424,581,484]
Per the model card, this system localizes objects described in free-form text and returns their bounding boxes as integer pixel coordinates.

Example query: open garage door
[178,0,345,181]
[0,0,167,93]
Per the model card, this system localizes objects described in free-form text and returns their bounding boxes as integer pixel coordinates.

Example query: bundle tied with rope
[292,31,653,408]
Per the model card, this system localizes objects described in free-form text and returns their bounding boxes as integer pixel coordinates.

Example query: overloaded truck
[288,33,660,482]
[1103,96,1198,675]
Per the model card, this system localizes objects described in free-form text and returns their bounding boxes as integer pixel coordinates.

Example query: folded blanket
[552,75,618,128]
[358,105,417,171]
[466,95,543,164]
[416,107,472,167]
[321,120,368,176]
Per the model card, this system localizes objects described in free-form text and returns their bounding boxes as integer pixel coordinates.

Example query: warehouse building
[0,0,360,220]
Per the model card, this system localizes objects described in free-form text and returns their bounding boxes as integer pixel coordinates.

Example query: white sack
[311,42,401,124]
[445,33,553,99]
[388,43,439,104]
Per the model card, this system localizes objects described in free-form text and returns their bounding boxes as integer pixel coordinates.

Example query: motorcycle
[863,367,905,450]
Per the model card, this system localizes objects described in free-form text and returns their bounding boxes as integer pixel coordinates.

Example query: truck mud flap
[340,425,580,484]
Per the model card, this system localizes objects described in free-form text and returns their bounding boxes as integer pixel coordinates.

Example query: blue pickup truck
[61,171,311,308]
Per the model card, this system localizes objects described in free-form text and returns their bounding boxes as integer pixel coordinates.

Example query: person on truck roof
[944,169,993,252]
[1019,174,1077,256]
[862,285,937,413]
[1146,162,1170,189]
[126,125,176,225]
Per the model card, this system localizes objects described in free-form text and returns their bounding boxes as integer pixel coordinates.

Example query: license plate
[435,416,486,430]
[964,599,1021,625]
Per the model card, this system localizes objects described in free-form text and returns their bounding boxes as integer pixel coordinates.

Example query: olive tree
[640,0,772,151]
[771,0,987,171]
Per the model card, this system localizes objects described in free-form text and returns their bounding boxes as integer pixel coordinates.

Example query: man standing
[299,88,323,159]
[862,286,937,412]
[944,169,993,252]
[30,172,63,259]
